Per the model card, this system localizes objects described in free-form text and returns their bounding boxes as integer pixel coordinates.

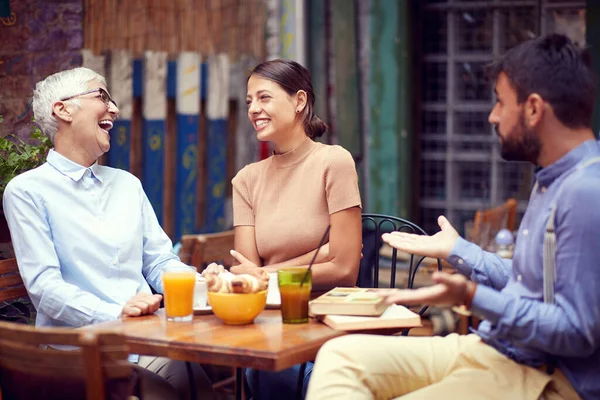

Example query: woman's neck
[54,133,96,167]
[272,125,309,154]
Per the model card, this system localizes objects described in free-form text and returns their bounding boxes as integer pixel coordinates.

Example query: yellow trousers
[306,334,580,400]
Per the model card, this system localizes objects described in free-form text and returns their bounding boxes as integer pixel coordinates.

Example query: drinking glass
[277,267,311,324]
[162,266,196,322]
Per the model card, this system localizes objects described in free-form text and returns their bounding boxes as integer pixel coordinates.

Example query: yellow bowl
[208,290,267,325]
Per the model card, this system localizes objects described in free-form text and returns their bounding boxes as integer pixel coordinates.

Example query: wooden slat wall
[82,0,265,240]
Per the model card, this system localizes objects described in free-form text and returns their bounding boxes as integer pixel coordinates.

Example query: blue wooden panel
[167,60,177,99]
[200,63,207,101]
[142,120,165,224]
[175,114,199,239]
[133,59,143,98]
[108,120,131,171]
[204,119,228,232]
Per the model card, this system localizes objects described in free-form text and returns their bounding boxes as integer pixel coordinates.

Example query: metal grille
[419,0,585,236]
[423,62,448,102]
[420,160,446,200]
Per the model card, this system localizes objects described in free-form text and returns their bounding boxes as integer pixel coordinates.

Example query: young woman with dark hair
[229,59,363,399]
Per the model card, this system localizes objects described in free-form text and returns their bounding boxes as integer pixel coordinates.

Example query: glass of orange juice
[162,266,197,322]
[278,267,311,324]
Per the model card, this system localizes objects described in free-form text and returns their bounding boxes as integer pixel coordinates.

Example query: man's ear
[525,93,544,128]
[52,101,72,122]
[295,90,307,113]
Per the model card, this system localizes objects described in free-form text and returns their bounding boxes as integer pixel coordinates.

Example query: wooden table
[84,309,346,399]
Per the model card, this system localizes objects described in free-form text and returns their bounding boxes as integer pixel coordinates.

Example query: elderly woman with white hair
[3,67,215,399]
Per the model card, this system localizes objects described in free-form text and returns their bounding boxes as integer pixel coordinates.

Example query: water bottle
[495,229,514,259]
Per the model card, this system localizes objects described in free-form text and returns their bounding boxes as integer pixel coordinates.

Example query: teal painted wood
[587,0,600,138]
[396,0,412,218]
[308,0,327,124]
[332,0,361,156]
[357,0,372,212]
[369,0,411,217]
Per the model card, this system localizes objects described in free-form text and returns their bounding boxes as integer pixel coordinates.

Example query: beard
[496,113,541,164]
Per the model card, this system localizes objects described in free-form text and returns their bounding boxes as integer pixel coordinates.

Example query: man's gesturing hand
[380,272,476,308]
[381,215,459,260]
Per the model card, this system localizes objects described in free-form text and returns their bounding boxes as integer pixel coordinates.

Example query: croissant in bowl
[203,264,268,294]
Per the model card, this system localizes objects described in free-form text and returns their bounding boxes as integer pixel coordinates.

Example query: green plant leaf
[0,125,52,198]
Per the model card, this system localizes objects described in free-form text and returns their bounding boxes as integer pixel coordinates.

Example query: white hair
[32,67,106,141]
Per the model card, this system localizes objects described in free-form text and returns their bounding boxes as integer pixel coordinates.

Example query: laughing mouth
[98,119,113,134]
[255,119,270,129]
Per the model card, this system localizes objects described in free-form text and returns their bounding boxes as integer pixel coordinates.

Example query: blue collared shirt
[3,149,186,329]
[447,140,600,399]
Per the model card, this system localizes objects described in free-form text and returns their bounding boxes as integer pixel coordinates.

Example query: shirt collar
[46,149,104,183]
[535,139,599,188]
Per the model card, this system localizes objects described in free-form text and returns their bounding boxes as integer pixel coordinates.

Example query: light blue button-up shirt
[3,149,186,329]
[447,140,600,399]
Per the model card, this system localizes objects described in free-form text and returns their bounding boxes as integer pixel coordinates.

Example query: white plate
[193,305,213,315]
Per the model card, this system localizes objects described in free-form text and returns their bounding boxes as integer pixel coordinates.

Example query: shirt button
[522,229,529,236]
[541,187,547,193]
[111,258,118,265]
[457,259,464,265]
[517,274,522,281]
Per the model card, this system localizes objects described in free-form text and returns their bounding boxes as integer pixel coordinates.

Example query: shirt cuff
[95,302,124,323]
[470,284,509,325]
[447,237,480,275]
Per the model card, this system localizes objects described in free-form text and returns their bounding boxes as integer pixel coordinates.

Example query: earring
[296,109,300,113]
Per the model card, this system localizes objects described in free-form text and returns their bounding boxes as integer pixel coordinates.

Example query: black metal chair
[360,213,443,318]
[253,214,444,400]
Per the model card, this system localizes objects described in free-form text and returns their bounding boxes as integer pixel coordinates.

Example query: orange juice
[162,267,196,321]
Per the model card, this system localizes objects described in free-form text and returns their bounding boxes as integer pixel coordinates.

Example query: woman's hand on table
[229,250,261,274]
[120,293,163,317]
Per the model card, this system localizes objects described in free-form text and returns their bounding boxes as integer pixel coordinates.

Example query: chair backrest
[180,230,235,271]
[179,235,199,265]
[193,230,235,268]
[472,198,517,247]
[0,321,135,400]
[0,258,27,302]
[361,214,442,316]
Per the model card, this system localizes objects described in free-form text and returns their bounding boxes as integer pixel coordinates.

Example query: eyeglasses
[59,87,118,109]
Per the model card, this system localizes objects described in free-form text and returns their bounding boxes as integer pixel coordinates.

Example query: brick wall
[0,0,83,138]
